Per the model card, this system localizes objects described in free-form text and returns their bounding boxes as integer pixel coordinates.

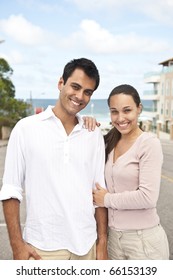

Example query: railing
[143,71,161,79]
[161,65,173,73]
[143,90,158,96]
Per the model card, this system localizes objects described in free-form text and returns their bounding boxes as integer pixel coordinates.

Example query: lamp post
[90,103,94,116]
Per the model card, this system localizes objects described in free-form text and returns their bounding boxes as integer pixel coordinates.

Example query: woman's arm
[94,137,163,210]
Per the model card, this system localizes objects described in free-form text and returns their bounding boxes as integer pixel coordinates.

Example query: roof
[159,57,173,66]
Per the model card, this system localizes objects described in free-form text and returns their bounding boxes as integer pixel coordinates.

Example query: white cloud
[18,0,63,13]
[136,0,173,25]
[50,19,169,54]
[0,14,45,45]
[0,49,24,65]
[72,19,169,54]
[70,0,173,25]
[8,50,24,64]
[69,0,123,10]
[1,1,172,100]
[0,13,170,56]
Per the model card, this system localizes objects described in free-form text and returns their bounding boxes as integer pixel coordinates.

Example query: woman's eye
[111,110,118,114]
[124,109,131,113]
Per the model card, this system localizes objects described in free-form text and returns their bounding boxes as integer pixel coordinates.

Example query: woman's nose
[117,113,125,121]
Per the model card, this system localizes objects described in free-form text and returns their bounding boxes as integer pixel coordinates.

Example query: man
[0,58,108,260]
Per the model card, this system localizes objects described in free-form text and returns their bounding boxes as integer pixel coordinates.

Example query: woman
[93,84,169,260]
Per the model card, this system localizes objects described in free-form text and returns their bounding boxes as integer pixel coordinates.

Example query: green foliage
[0,77,15,99]
[0,57,30,130]
[0,97,30,127]
[0,58,13,78]
[0,58,15,99]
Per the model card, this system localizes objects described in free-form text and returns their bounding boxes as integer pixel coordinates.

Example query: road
[157,139,173,260]
[0,139,173,260]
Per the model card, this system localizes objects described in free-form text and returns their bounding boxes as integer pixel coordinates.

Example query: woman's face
[109,93,142,135]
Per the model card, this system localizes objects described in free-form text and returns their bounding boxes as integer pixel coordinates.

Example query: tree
[0,58,15,99]
[0,58,30,130]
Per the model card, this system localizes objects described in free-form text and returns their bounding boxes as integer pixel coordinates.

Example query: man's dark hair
[62,58,100,91]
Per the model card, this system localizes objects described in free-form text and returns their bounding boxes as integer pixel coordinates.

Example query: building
[142,57,173,138]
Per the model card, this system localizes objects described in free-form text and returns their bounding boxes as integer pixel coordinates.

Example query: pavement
[0,140,8,148]
[157,131,172,140]
[0,132,173,260]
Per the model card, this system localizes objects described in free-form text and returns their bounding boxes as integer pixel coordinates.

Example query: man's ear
[58,77,64,91]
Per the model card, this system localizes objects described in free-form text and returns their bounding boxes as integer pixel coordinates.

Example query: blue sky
[0,0,173,100]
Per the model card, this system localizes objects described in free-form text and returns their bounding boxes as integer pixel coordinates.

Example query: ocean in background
[28,98,111,125]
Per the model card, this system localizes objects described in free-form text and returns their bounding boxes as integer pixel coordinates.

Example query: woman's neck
[120,127,143,142]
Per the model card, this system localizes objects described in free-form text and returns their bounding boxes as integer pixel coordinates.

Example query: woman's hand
[83,116,100,131]
[93,183,108,207]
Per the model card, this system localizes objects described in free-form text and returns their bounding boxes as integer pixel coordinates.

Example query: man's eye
[72,85,79,90]
[85,91,93,97]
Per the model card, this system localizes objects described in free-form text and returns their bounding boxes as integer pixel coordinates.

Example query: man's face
[58,68,96,116]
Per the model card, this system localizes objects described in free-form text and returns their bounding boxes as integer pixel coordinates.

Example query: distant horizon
[25,97,150,101]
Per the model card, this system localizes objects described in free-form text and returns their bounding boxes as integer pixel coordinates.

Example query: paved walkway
[0,131,173,260]
[0,140,8,148]
[157,131,172,140]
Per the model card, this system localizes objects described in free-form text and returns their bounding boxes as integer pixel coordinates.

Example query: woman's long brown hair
[104,84,142,162]
[104,127,121,162]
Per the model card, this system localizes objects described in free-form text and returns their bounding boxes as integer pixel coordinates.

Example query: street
[0,139,173,260]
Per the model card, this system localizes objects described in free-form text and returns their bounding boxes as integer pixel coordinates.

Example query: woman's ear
[138,103,143,114]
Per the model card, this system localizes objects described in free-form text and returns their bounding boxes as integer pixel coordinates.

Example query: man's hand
[12,241,42,260]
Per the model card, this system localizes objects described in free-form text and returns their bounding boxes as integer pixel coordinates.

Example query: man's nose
[75,90,84,100]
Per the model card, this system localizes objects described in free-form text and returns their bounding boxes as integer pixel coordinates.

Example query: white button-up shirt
[0,106,106,255]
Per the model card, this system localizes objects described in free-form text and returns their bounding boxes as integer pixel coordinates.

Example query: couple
[0,58,169,260]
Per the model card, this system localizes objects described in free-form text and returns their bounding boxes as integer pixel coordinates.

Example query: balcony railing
[143,90,158,95]
[161,65,173,73]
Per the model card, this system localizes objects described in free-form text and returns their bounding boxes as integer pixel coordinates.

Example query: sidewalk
[0,140,8,148]
[0,133,173,260]
[157,131,172,141]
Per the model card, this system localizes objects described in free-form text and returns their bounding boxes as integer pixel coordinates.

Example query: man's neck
[52,106,78,135]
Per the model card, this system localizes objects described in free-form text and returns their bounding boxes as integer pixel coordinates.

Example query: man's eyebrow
[71,82,94,92]
[71,82,81,86]
[85,88,94,92]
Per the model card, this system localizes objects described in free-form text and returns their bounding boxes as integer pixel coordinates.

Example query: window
[166,80,170,96]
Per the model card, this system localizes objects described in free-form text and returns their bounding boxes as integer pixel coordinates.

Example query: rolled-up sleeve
[0,122,25,202]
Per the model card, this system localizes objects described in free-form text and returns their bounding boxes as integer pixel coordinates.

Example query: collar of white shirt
[37,105,84,131]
